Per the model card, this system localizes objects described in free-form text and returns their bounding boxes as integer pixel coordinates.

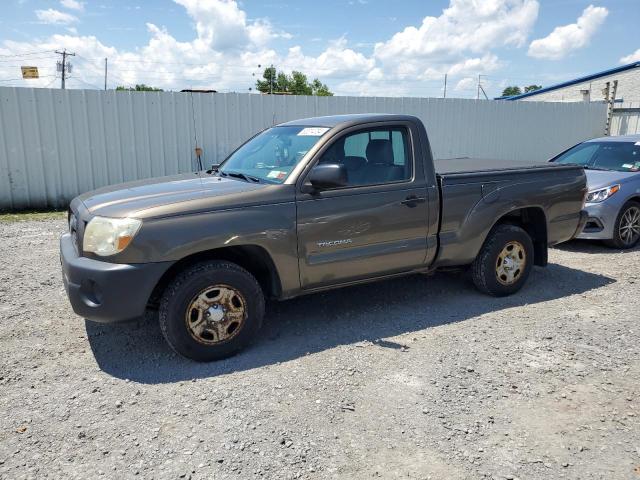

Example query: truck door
[296,123,430,289]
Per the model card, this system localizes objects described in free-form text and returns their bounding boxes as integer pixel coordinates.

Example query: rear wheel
[472,224,534,296]
[604,201,640,249]
[159,261,265,362]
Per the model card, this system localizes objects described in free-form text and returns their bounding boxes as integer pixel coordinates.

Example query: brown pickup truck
[61,114,588,361]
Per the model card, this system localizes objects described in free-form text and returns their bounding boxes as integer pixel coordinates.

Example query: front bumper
[60,233,172,323]
[575,201,619,240]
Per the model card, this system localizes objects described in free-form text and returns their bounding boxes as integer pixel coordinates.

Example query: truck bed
[433,157,586,267]
[435,157,551,175]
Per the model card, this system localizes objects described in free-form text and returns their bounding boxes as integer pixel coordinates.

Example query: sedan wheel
[619,205,640,246]
[605,201,640,249]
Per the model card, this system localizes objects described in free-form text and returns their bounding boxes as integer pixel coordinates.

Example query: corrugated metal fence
[611,102,640,136]
[0,87,606,209]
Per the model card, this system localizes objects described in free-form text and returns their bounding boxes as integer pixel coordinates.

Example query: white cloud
[60,0,84,11]
[367,0,538,95]
[282,38,374,79]
[447,54,501,77]
[528,5,608,60]
[454,77,476,92]
[374,0,538,64]
[620,48,640,64]
[4,0,542,97]
[173,0,289,50]
[35,8,78,25]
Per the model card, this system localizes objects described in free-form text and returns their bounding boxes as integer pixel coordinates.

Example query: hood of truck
[78,173,287,219]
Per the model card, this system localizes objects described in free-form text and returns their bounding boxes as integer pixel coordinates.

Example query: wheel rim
[619,206,640,246]
[496,241,526,286]
[184,284,247,345]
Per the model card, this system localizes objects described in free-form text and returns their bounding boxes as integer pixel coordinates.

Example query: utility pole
[443,73,447,99]
[55,49,75,89]
[477,74,480,100]
[270,63,274,94]
[104,58,108,91]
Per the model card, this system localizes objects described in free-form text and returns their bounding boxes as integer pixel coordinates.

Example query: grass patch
[0,210,66,222]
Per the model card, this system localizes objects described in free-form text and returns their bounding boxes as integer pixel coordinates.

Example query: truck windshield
[218,126,330,183]
[553,141,640,172]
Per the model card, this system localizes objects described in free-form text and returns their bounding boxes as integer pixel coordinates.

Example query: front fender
[114,202,300,296]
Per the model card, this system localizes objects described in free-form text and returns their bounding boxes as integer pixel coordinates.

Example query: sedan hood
[585,169,639,190]
[78,173,284,219]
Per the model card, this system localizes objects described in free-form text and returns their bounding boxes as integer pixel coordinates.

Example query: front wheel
[159,261,265,362]
[471,224,534,297]
[604,201,640,249]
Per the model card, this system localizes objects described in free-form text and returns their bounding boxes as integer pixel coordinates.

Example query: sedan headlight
[83,216,142,256]
[586,184,620,203]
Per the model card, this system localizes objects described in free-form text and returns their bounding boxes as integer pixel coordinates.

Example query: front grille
[68,205,88,254]
[69,211,79,251]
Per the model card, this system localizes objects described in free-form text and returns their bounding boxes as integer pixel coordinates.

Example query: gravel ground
[1,218,639,480]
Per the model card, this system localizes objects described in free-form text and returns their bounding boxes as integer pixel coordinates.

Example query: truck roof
[277,113,419,128]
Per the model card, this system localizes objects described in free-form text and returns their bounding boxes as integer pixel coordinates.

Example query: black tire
[159,261,265,362]
[471,224,534,297]
[604,201,640,249]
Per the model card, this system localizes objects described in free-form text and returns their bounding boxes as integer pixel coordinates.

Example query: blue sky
[0,0,639,97]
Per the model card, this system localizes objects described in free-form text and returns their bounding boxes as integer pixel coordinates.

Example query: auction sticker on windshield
[267,170,288,180]
[298,127,329,136]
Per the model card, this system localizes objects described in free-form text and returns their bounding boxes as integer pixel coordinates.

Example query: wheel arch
[489,206,548,267]
[148,245,283,309]
[624,194,640,205]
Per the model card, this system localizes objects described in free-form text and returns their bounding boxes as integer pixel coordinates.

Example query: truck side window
[320,127,412,187]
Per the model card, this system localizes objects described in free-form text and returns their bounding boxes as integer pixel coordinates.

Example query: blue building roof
[497,61,640,100]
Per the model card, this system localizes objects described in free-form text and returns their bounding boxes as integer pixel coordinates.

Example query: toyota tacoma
[61,114,588,361]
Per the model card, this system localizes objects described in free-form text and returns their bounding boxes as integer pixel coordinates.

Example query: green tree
[256,66,277,93]
[311,78,332,96]
[116,84,163,92]
[524,84,542,93]
[289,71,312,95]
[275,72,289,93]
[255,67,333,96]
[501,86,522,97]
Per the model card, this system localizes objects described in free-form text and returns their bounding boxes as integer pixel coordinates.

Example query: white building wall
[611,102,640,135]
[519,67,640,103]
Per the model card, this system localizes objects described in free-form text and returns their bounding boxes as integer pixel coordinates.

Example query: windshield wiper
[583,165,611,171]
[219,171,261,183]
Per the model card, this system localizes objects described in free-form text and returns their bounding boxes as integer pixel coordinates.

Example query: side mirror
[307,163,348,190]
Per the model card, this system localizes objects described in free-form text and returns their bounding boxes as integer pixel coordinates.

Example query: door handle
[400,195,426,207]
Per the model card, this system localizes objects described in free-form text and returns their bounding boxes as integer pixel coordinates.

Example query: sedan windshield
[553,141,640,172]
[218,126,329,183]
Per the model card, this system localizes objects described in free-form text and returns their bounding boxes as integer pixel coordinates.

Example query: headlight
[83,216,142,256]
[585,184,620,203]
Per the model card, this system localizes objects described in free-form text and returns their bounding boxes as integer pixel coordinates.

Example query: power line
[66,76,103,90]
[0,49,56,58]
[0,56,56,64]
